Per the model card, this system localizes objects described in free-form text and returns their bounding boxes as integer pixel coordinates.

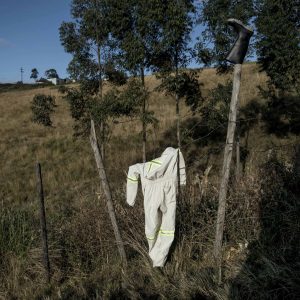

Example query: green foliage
[59,85,91,135]
[154,0,195,73]
[60,79,151,137]
[45,68,59,79]
[158,70,203,112]
[109,0,195,73]
[199,80,232,130]
[250,0,300,146]
[163,81,232,150]
[118,79,146,117]
[104,60,127,86]
[152,1,199,147]
[118,79,158,129]
[108,0,164,73]
[66,54,99,82]
[261,94,300,136]
[30,68,39,81]
[31,94,56,127]
[59,0,111,83]
[59,0,137,138]
[255,0,300,93]
[196,0,254,71]
[107,0,165,157]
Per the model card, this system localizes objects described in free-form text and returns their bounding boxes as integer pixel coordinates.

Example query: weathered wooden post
[36,162,51,283]
[213,19,253,282]
[89,119,127,266]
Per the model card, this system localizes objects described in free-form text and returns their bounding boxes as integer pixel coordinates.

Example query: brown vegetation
[0,63,299,299]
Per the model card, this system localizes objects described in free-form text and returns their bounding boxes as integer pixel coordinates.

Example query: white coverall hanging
[126,147,186,267]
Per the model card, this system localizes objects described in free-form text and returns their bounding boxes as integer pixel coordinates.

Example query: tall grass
[0,63,299,299]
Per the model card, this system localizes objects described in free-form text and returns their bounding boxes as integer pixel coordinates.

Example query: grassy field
[0,63,299,299]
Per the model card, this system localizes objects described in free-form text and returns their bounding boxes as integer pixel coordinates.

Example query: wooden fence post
[213,63,242,282]
[89,119,127,266]
[36,162,51,283]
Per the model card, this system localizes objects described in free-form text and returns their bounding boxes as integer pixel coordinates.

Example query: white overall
[126,147,186,267]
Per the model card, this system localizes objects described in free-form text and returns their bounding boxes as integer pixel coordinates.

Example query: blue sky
[0,1,207,83]
[0,0,72,83]
[1,1,250,83]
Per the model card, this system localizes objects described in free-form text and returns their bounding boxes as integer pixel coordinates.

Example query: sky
[0,0,73,83]
[0,1,210,84]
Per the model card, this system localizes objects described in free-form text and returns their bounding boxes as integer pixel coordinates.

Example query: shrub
[31,94,56,127]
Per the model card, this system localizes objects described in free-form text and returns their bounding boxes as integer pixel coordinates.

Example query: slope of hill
[0,63,299,299]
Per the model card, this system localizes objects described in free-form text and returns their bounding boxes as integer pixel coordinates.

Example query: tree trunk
[175,54,181,149]
[90,120,127,266]
[235,105,241,181]
[100,122,105,159]
[294,144,300,177]
[141,67,146,163]
[96,36,105,160]
[174,54,182,196]
[213,64,242,281]
[174,55,181,194]
[36,163,51,283]
[243,125,250,173]
[176,94,180,149]
[97,45,103,101]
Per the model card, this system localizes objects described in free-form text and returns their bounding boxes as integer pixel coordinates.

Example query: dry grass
[1,63,299,299]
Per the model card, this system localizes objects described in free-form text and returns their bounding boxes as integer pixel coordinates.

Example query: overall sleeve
[179,149,186,186]
[126,164,141,206]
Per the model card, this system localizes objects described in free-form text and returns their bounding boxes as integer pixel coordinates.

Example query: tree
[59,0,112,94]
[103,60,127,86]
[59,0,132,271]
[255,0,300,140]
[158,70,203,116]
[30,68,39,81]
[108,0,164,162]
[255,0,300,94]
[155,0,196,148]
[45,69,59,79]
[60,0,115,157]
[199,81,232,133]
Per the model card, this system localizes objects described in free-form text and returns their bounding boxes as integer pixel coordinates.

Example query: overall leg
[144,184,162,252]
[149,181,176,267]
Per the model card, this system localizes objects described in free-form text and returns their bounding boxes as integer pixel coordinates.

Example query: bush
[31,94,56,127]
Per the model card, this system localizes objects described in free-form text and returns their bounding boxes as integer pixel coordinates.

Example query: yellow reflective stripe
[159,230,175,236]
[148,162,152,172]
[151,159,162,165]
[127,176,138,183]
[147,230,175,239]
[146,228,160,240]
[159,233,174,236]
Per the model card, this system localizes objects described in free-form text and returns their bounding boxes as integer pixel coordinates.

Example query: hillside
[0,63,299,299]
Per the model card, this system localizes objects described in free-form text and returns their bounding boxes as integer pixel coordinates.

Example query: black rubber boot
[226,18,253,64]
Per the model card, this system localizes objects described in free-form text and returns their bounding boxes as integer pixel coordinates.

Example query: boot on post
[226,18,253,64]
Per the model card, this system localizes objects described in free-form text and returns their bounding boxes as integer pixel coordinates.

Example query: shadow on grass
[261,94,300,137]
[229,146,300,299]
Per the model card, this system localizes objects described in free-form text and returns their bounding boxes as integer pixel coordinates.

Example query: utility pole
[20,67,24,83]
